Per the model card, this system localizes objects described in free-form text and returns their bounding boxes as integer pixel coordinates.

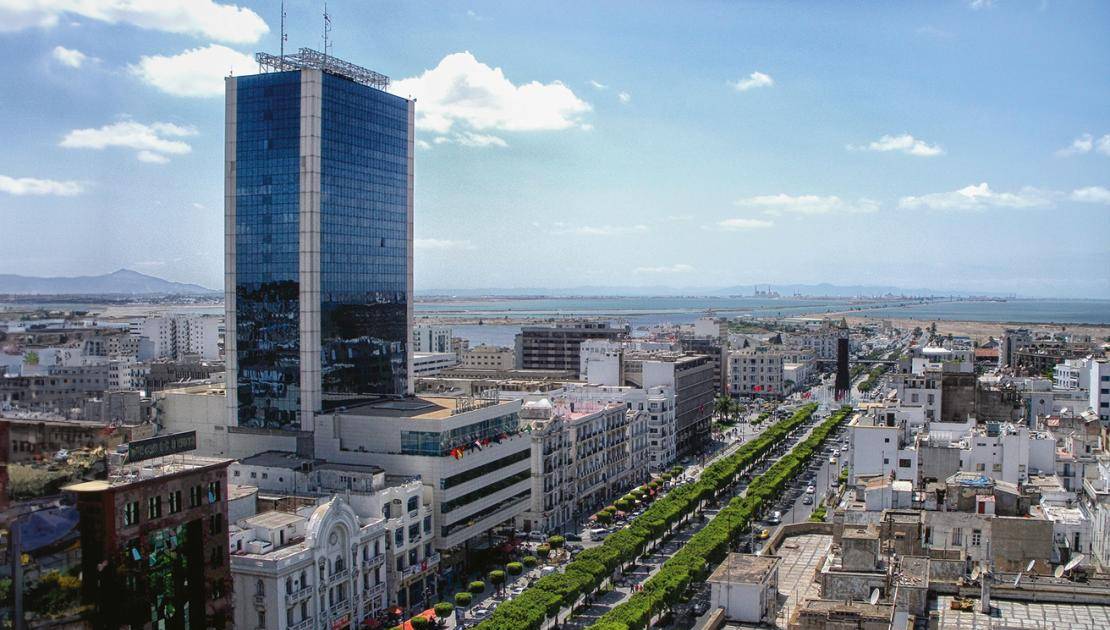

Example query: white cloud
[618,91,631,104]
[734,194,880,215]
[0,0,268,43]
[137,150,170,164]
[390,51,591,133]
[191,202,206,209]
[1055,133,1094,157]
[450,132,508,148]
[634,264,695,274]
[716,218,774,231]
[0,174,84,196]
[415,238,475,250]
[1099,135,1110,156]
[52,45,89,68]
[968,0,994,9]
[60,120,196,163]
[850,133,944,157]
[729,71,774,92]
[898,182,1054,211]
[916,25,954,39]
[1070,186,1110,204]
[416,139,431,150]
[552,223,649,236]
[589,80,607,90]
[131,44,256,98]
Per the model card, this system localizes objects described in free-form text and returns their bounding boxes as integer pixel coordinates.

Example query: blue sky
[1,1,1108,298]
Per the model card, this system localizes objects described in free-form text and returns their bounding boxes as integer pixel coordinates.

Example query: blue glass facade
[319,73,411,408]
[232,69,412,429]
[234,71,302,429]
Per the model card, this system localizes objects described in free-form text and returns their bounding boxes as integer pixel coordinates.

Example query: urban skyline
[0,1,1108,298]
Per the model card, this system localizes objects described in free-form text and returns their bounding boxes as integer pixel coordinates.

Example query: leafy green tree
[454,592,472,607]
[488,570,507,596]
[468,580,486,594]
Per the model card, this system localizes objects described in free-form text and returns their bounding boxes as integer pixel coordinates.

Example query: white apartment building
[518,399,572,534]
[314,396,532,554]
[134,315,222,360]
[848,409,918,484]
[1054,357,1095,391]
[559,382,672,473]
[692,317,727,340]
[890,372,941,422]
[411,352,459,376]
[559,400,634,517]
[412,325,452,354]
[580,339,624,386]
[1082,457,1110,570]
[1090,359,1110,422]
[460,345,514,370]
[957,423,1055,485]
[107,357,148,392]
[229,453,439,613]
[230,497,389,630]
[728,347,784,398]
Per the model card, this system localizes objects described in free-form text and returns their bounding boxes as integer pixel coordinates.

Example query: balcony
[285,586,313,606]
[286,585,313,603]
[362,554,386,571]
[253,594,265,606]
[364,582,386,600]
[329,568,350,582]
[329,599,351,616]
[288,618,313,630]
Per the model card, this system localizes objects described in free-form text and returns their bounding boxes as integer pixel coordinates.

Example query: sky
[0,1,1108,298]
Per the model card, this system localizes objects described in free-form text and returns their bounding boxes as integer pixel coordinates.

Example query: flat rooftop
[242,510,303,530]
[340,395,509,419]
[65,455,231,491]
[707,553,779,584]
[238,450,383,474]
[934,595,1110,630]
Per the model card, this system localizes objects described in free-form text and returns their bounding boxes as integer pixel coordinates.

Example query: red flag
[753,385,762,392]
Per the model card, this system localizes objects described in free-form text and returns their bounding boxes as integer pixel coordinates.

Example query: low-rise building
[460,345,514,371]
[707,553,780,624]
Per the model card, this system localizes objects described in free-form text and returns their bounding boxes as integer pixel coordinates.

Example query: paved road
[559,401,832,628]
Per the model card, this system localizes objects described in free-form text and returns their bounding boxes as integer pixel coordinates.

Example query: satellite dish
[869,589,880,605]
[1064,554,1085,572]
[1013,573,1022,587]
[1054,566,1065,579]
[970,566,980,580]
[1025,560,1036,573]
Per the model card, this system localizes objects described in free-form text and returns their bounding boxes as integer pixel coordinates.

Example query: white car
[806,485,816,494]
[829,456,838,464]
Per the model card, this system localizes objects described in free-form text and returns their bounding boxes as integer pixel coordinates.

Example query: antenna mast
[279,0,287,69]
[323,2,332,65]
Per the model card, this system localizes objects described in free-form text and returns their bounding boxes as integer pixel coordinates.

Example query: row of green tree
[471,403,823,630]
[589,404,853,630]
[856,364,888,392]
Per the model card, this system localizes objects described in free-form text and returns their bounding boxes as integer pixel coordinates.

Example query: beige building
[461,345,514,370]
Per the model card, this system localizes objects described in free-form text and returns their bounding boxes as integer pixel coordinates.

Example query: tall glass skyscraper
[225,50,414,431]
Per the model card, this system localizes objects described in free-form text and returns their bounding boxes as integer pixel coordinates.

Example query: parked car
[802,495,813,505]
[757,528,770,540]
[806,485,816,494]
[564,533,582,542]
[767,511,782,525]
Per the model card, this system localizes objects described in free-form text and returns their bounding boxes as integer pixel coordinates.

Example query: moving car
[802,495,813,505]
[757,528,770,540]
[767,511,782,525]
[806,485,816,494]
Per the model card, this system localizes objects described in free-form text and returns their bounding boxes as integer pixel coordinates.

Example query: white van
[588,528,609,540]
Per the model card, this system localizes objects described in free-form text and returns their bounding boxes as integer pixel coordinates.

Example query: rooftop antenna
[323,2,332,65]
[279,0,287,69]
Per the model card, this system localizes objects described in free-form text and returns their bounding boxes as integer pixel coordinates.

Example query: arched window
[286,578,292,594]
[335,554,344,572]
[256,579,264,596]
[300,570,307,588]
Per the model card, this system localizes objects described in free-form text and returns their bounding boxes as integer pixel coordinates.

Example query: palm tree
[714,395,733,421]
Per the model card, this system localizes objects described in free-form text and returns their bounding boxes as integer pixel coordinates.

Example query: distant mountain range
[0,269,219,296]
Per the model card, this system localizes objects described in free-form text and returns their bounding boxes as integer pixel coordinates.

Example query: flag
[474,440,483,451]
[754,385,763,392]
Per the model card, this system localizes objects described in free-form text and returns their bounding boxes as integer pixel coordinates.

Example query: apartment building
[134,315,222,361]
[460,345,514,371]
[229,497,389,630]
[515,321,626,375]
[412,325,452,354]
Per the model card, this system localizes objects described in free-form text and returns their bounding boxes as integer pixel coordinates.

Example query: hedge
[472,403,827,630]
[589,405,853,630]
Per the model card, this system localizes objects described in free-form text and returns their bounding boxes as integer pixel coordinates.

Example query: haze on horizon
[0,1,1107,299]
